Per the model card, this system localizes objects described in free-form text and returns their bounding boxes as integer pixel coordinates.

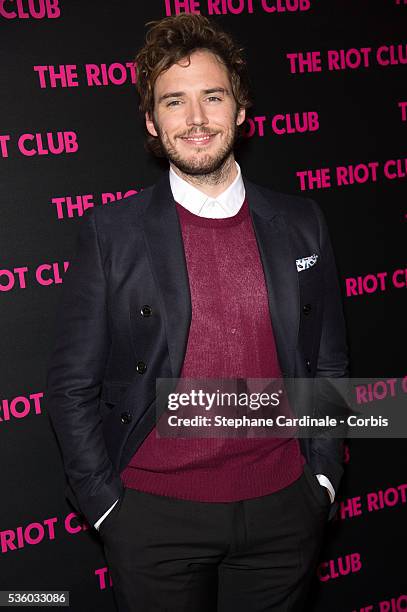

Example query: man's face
[145,49,245,175]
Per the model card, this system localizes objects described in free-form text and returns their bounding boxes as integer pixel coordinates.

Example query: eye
[207,96,222,102]
[166,100,182,107]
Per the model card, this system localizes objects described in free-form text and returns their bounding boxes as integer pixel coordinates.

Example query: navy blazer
[45,171,349,527]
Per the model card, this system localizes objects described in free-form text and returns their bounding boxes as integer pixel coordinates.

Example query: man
[45,13,349,612]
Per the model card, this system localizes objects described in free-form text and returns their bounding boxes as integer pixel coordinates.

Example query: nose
[185,99,209,127]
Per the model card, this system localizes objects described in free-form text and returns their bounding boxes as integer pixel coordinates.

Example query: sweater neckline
[175,197,249,228]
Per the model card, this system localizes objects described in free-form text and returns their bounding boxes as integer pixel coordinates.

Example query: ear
[236,106,246,126]
[145,111,158,137]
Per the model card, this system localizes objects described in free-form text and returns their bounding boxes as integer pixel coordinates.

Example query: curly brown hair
[134,13,252,157]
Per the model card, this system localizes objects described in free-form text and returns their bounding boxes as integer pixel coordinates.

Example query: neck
[170,154,237,198]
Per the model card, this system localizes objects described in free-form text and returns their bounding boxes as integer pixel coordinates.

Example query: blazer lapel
[140,172,299,380]
[141,173,192,378]
[244,179,299,378]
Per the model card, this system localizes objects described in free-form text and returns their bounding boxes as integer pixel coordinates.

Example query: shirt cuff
[94,498,120,530]
[315,474,335,504]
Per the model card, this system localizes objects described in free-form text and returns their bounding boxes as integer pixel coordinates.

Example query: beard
[152,113,239,179]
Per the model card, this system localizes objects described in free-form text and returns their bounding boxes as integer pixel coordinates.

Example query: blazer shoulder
[247,179,320,226]
[85,184,155,229]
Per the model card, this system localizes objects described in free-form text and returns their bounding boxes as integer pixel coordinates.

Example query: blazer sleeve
[45,208,124,527]
[307,198,350,509]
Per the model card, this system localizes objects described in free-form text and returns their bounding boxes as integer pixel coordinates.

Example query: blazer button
[120,412,132,424]
[303,303,312,315]
[140,304,152,317]
[305,359,312,372]
[136,360,147,374]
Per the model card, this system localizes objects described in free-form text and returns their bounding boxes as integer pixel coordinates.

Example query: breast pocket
[297,261,321,287]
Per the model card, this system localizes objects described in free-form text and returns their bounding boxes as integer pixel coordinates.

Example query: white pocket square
[296,254,318,272]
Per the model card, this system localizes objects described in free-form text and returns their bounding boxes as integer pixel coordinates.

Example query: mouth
[179,133,217,147]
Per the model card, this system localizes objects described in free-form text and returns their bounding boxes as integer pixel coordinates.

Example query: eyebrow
[158,87,230,104]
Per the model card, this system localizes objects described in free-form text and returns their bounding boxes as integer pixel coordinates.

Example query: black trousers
[100,463,331,612]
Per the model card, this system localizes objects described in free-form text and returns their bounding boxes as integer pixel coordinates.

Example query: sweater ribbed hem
[120,439,305,502]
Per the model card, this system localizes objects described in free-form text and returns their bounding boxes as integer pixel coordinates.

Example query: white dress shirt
[94,163,334,530]
[169,161,245,218]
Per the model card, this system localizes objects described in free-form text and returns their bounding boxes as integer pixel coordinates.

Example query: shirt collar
[169,161,245,218]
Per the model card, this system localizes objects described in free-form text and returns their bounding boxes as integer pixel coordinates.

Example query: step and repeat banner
[1,1,406,610]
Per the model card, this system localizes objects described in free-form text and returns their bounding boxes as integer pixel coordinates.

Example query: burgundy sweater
[120,197,305,500]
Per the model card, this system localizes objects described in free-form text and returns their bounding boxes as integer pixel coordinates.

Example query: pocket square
[296,254,319,272]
